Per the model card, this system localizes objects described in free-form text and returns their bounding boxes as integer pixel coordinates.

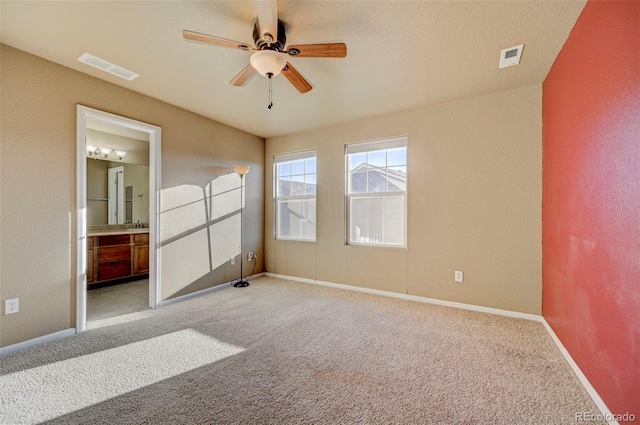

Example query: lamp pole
[233,165,250,288]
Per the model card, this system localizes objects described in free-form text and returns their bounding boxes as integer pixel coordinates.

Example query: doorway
[76,105,161,332]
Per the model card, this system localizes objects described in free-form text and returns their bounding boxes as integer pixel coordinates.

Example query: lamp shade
[249,50,286,77]
[234,165,250,176]
[115,150,127,160]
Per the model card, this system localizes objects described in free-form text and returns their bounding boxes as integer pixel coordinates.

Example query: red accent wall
[543,0,640,417]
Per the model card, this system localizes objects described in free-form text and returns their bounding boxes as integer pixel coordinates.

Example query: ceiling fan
[183,0,347,107]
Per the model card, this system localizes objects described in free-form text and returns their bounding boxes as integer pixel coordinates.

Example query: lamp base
[233,279,250,288]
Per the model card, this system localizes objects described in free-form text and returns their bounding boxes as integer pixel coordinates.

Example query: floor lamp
[233,165,250,288]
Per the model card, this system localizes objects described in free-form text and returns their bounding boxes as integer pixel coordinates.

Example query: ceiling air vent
[77,53,139,81]
[499,44,524,69]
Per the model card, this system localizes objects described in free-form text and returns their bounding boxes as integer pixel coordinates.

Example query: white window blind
[346,137,407,247]
[274,150,317,241]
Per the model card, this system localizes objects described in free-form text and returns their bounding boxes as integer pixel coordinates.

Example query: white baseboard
[264,272,617,423]
[159,273,265,307]
[0,328,76,357]
[541,319,618,425]
[0,274,267,356]
[265,272,540,321]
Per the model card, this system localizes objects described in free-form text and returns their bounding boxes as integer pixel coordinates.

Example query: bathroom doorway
[76,106,161,331]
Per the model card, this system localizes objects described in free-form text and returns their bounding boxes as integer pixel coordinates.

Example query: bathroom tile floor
[87,279,149,322]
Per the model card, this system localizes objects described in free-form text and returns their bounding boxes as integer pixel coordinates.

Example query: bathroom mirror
[85,121,150,226]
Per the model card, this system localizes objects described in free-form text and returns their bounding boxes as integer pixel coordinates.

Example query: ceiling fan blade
[282,62,312,94]
[230,64,258,87]
[287,43,347,58]
[183,30,254,51]
[255,0,278,42]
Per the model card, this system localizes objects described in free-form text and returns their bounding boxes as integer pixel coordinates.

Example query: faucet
[134,220,143,229]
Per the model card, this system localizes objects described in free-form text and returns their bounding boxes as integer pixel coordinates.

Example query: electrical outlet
[454,271,464,283]
[230,257,236,266]
[5,298,19,315]
[248,252,255,261]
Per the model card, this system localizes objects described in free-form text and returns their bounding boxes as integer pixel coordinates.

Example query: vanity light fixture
[99,147,112,158]
[86,144,128,161]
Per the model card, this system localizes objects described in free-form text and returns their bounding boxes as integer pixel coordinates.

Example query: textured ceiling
[1,1,585,138]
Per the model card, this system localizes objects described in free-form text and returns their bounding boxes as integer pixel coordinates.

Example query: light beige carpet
[0,277,604,424]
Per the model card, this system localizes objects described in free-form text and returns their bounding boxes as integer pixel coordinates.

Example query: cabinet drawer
[134,233,149,244]
[87,237,95,248]
[98,246,131,263]
[98,261,131,281]
[99,235,131,247]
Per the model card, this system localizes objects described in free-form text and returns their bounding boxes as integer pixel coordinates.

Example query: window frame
[273,149,317,242]
[345,137,408,248]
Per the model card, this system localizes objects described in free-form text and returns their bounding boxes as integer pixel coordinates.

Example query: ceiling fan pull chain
[267,73,274,109]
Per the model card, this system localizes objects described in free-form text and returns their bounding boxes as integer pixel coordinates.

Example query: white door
[108,166,125,224]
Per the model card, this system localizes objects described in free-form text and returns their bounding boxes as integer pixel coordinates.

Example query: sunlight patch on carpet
[0,329,244,424]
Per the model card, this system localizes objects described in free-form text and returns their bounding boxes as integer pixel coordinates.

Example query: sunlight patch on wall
[161,227,210,293]
[160,185,208,242]
[158,175,244,293]
[206,173,242,221]
[0,330,245,424]
[210,215,241,270]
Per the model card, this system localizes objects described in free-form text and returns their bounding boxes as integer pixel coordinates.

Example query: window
[274,150,317,241]
[346,137,407,246]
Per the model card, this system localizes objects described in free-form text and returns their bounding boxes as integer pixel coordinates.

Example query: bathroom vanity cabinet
[87,230,149,285]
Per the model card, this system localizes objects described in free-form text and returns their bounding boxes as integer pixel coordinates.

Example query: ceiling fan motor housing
[253,20,286,51]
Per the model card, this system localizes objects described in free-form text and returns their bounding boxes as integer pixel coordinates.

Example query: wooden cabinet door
[98,261,131,281]
[133,245,149,275]
[87,249,95,283]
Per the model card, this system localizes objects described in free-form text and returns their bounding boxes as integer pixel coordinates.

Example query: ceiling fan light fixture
[250,50,286,77]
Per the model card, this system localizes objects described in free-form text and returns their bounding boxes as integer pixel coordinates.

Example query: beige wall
[266,84,542,314]
[0,44,264,347]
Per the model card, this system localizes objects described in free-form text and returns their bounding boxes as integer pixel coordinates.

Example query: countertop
[88,228,149,237]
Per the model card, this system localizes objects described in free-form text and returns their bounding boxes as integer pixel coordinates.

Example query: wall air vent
[499,44,524,69]
[77,53,139,81]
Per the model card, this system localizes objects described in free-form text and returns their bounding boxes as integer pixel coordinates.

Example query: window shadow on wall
[160,170,244,299]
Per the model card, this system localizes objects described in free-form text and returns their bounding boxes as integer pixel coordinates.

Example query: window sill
[275,238,317,243]
[346,242,406,250]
